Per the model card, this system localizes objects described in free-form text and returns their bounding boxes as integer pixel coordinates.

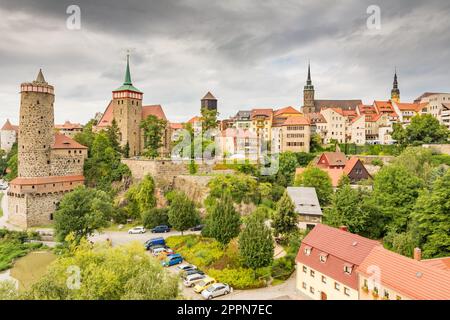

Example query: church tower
[391,69,400,103]
[303,62,315,114]
[18,69,54,177]
[112,55,143,156]
[201,91,218,111]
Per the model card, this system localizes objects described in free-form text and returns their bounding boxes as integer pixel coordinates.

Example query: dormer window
[304,246,312,256]
[319,253,328,263]
[344,263,354,275]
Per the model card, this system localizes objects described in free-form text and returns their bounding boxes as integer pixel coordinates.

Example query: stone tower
[18,69,54,177]
[303,62,315,114]
[391,69,400,103]
[201,91,217,111]
[112,55,143,156]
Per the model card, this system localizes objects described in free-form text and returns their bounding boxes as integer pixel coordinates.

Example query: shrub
[207,268,266,289]
[142,208,169,229]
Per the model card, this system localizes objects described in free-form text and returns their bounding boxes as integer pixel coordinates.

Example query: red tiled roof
[170,123,183,130]
[357,246,450,300]
[306,112,327,124]
[10,175,85,186]
[296,224,380,290]
[55,121,82,130]
[395,102,428,112]
[281,116,310,126]
[187,116,202,123]
[97,100,114,128]
[52,133,87,149]
[295,167,344,187]
[142,105,167,121]
[251,108,273,119]
[343,157,359,175]
[421,257,450,271]
[351,114,364,123]
[274,106,301,117]
[1,119,18,131]
[318,152,347,167]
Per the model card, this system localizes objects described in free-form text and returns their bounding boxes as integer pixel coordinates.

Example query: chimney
[339,226,348,232]
[414,248,422,261]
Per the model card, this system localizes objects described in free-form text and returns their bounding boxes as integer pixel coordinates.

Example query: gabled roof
[1,119,18,131]
[357,246,450,300]
[280,116,310,126]
[296,224,380,289]
[187,116,202,123]
[52,133,87,149]
[343,157,360,175]
[421,257,450,271]
[314,99,362,112]
[142,105,167,121]
[170,123,183,130]
[251,108,273,119]
[286,187,322,216]
[318,152,347,167]
[306,112,327,124]
[395,102,427,112]
[96,100,114,128]
[202,91,217,100]
[274,106,301,117]
[414,92,448,103]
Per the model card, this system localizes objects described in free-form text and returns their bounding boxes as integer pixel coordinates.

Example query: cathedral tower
[391,69,400,103]
[112,55,143,156]
[18,69,54,177]
[303,62,315,114]
[201,91,217,111]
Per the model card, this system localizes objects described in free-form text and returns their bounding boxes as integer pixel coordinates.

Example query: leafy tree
[294,167,333,206]
[168,192,200,235]
[277,152,299,186]
[392,122,407,146]
[54,186,114,243]
[0,280,18,300]
[310,133,323,153]
[106,119,122,154]
[239,214,274,271]
[295,152,316,167]
[142,208,169,229]
[392,147,433,181]
[373,164,423,232]
[141,115,167,158]
[395,114,449,146]
[383,229,416,258]
[4,153,17,182]
[24,241,179,300]
[208,174,259,204]
[200,108,218,133]
[73,119,97,156]
[272,192,297,236]
[207,192,241,248]
[411,169,450,258]
[0,149,7,176]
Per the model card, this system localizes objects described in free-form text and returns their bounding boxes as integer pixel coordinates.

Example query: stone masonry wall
[50,149,87,176]
[172,175,213,204]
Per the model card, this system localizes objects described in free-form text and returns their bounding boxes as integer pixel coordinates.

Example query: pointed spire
[307,61,312,85]
[35,69,46,83]
[124,54,132,85]
[393,67,398,89]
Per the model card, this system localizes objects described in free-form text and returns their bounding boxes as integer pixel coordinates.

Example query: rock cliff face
[172,175,213,205]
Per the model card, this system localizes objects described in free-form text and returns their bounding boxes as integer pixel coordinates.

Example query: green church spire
[124,54,132,85]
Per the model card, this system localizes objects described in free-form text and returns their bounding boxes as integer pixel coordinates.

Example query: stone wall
[50,149,87,176]
[355,155,395,165]
[422,144,450,155]
[172,175,213,204]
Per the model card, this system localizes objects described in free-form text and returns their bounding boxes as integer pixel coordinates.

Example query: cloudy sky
[0,0,449,124]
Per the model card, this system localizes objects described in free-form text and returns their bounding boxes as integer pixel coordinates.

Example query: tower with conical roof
[112,55,143,156]
[201,91,217,111]
[303,62,315,114]
[391,69,400,103]
[18,69,55,177]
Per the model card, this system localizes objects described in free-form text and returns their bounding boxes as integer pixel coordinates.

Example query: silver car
[201,283,232,300]
[183,273,206,287]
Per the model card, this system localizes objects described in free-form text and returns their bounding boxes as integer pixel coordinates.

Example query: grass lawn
[0,240,43,271]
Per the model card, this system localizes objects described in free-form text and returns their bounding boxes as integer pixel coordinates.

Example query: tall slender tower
[391,69,400,103]
[303,62,315,114]
[201,91,218,111]
[18,69,54,177]
[112,55,143,156]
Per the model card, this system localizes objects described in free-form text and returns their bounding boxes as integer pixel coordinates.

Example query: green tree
[238,214,274,271]
[208,174,259,204]
[200,108,218,132]
[142,208,169,229]
[140,115,167,158]
[54,186,114,243]
[373,164,423,232]
[392,122,408,146]
[272,192,297,236]
[73,119,97,156]
[4,154,17,182]
[277,152,299,186]
[106,119,122,154]
[310,133,323,153]
[411,169,450,258]
[168,192,200,235]
[207,192,241,248]
[294,167,333,206]
[24,241,178,300]
[403,114,449,145]
[0,149,7,176]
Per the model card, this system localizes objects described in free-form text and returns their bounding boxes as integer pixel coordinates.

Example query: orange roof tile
[96,100,114,128]
[274,106,301,117]
[1,119,18,131]
[52,133,87,149]
[10,175,85,186]
[187,116,202,123]
[421,257,450,271]
[142,104,167,121]
[281,116,310,126]
[323,168,345,187]
[318,152,348,167]
[297,224,380,290]
[343,157,359,175]
[251,108,273,119]
[170,123,183,130]
[357,246,450,300]
[55,121,82,130]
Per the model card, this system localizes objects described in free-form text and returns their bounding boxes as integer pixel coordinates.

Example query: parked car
[162,253,183,267]
[183,273,207,287]
[152,247,174,256]
[193,277,216,293]
[0,183,8,190]
[182,269,205,279]
[176,264,197,272]
[201,283,232,300]
[144,237,165,250]
[128,226,146,234]
[151,225,171,233]
[189,224,205,231]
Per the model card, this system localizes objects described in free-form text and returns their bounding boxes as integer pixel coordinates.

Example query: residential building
[414,92,450,129]
[320,108,347,143]
[230,110,252,130]
[251,108,273,154]
[55,121,83,138]
[296,224,380,300]
[357,246,450,300]
[95,55,171,157]
[280,116,310,153]
[215,128,258,161]
[349,115,366,145]
[391,101,428,125]
[0,119,18,152]
[286,187,322,230]
[7,69,87,229]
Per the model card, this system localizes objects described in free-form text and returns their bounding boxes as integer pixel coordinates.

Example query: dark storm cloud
[0,0,449,123]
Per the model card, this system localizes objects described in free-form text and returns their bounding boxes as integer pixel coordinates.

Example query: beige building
[279,116,310,153]
[349,115,365,145]
[55,121,83,138]
[0,119,18,152]
[414,92,450,129]
[320,108,347,143]
[7,70,87,228]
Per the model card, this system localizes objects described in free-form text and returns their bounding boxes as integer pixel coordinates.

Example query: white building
[0,119,18,152]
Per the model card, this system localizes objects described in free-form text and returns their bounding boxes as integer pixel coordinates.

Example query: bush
[207,268,266,289]
[142,208,169,229]
[271,256,295,281]
[371,158,384,167]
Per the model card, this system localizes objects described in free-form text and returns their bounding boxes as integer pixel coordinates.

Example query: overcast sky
[1,0,449,124]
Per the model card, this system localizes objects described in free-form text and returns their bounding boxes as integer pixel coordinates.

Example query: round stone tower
[18,69,55,177]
